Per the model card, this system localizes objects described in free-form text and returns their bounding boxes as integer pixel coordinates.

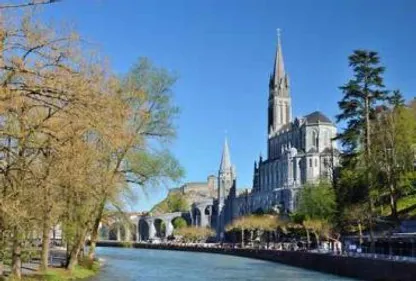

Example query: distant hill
[150,178,217,215]
[150,189,188,215]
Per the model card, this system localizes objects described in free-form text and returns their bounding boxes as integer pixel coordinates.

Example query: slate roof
[304,111,333,124]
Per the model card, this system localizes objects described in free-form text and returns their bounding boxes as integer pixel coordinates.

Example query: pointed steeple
[268,29,292,136]
[273,28,285,84]
[270,29,288,93]
[219,138,231,171]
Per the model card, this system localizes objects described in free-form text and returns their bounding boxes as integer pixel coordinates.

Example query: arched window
[312,130,319,148]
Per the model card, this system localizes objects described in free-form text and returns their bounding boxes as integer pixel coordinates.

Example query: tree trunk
[364,95,376,253]
[358,222,363,246]
[305,228,310,250]
[389,182,398,222]
[87,199,105,261]
[267,231,271,249]
[241,228,244,248]
[314,232,320,249]
[250,230,253,247]
[11,232,22,280]
[67,230,87,272]
[40,210,51,272]
[368,217,375,253]
[87,233,97,261]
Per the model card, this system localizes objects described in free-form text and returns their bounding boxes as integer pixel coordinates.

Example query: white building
[182,33,340,240]
[230,33,339,218]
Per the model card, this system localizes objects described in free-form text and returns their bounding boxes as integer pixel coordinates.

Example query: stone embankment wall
[95,241,416,281]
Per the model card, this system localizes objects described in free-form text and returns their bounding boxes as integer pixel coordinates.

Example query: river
[88,247,358,281]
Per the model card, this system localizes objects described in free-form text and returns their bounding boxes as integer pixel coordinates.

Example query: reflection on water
[88,247,358,281]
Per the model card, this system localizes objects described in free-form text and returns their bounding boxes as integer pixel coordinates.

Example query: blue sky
[40,0,416,211]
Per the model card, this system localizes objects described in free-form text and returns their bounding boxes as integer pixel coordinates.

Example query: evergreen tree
[388,90,405,107]
[336,50,390,250]
[336,50,389,163]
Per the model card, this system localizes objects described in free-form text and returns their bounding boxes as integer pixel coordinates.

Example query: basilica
[127,33,341,242]
[210,33,340,238]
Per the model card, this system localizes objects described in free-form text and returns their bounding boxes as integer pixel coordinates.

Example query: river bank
[0,247,100,281]
[1,259,101,281]
[95,241,416,281]
[20,262,100,281]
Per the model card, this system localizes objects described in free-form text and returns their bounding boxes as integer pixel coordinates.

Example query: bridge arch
[138,219,150,241]
[108,221,127,241]
[136,212,188,241]
[192,200,214,228]
[154,218,166,238]
[192,208,202,226]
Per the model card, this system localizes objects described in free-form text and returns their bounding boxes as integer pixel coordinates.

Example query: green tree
[172,217,187,229]
[167,193,189,212]
[226,215,282,247]
[86,58,183,262]
[370,99,416,220]
[295,182,337,249]
[341,204,371,246]
[151,191,190,214]
[336,50,390,249]
[174,227,214,243]
[296,181,336,221]
[336,50,389,163]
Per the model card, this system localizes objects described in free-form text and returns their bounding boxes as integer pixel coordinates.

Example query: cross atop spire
[219,138,231,171]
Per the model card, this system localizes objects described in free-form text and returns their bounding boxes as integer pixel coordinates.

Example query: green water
[89,247,358,281]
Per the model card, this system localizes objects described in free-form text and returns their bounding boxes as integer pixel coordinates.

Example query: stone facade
[209,33,340,237]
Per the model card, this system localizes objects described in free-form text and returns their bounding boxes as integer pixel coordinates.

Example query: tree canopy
[0,7,183,279]
[296,181,336,221]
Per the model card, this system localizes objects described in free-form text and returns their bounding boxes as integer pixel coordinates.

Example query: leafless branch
[0,0,61,10]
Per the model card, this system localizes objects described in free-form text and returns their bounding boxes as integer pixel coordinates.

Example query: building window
[324,131,330,147]
[315,158,318,167]
[309,159,312,167]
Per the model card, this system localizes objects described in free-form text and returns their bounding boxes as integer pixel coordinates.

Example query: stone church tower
[268,31,292,135]
[217,138,235,240]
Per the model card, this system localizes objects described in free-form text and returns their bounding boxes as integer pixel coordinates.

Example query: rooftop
[304,111,333,124]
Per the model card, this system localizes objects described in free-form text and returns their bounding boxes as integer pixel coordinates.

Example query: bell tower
[268,29,292,135]
[217,138,235,240]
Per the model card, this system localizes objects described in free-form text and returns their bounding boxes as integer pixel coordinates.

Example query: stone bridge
[102,212,191,242]
[101,198,215,242]
[136,212,190,241]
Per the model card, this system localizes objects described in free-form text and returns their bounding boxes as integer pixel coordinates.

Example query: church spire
[219,138,231,171]
[268,29,292,137]
[270,29,289,93]
[273,28,285,85]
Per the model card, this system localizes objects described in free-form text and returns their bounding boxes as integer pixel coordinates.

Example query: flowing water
[88,247,358,281]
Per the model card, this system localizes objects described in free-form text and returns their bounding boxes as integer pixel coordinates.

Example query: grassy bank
[19,261,100,281]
